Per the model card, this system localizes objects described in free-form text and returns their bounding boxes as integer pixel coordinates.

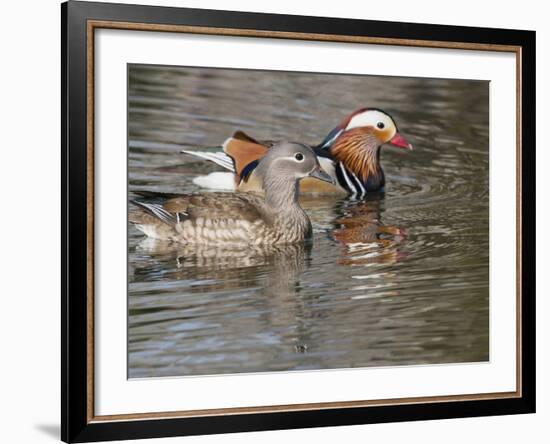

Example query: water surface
[128,65,489,378]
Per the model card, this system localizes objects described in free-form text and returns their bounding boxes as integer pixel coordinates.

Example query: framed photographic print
[61,1,536,442]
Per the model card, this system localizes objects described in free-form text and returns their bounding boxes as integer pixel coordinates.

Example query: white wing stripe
[320,129,343,149]
[181,150,235,172]
[338,163,357,194]
[150,204,172,222]
[350,171,366,195]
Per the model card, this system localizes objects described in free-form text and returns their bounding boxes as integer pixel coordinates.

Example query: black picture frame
[62,1,536,442]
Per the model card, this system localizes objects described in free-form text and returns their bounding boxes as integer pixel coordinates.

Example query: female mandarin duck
[130,142,333,245]
[183,108,412,196]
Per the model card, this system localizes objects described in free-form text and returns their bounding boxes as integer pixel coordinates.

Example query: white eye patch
[275,155,306,163]
[346,110,395,133]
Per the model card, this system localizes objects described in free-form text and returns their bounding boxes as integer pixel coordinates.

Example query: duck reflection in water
[327,194,407,266]
[131,237,316,356]
[132,237,312,294]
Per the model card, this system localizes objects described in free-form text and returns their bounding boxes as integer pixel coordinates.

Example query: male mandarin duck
[130,142,334,245]
[183,108,412,196]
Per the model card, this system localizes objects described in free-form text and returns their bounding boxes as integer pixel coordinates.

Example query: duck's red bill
[389,132,413,150]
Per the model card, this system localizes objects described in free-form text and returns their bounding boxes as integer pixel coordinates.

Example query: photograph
[127,65,490,379]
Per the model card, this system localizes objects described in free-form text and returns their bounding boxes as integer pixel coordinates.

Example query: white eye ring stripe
[275,155,307,163]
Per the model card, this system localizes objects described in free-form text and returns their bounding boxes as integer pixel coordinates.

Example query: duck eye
[294,153,304,162]
[377,122,385,129]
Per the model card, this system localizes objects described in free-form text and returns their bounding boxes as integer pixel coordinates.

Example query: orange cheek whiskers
[330,130,381,182]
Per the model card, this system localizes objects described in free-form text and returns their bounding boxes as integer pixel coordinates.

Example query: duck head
[321,108,412,185]
[341,108,412,150]
[257,142,333,184]
[255,142,333,207]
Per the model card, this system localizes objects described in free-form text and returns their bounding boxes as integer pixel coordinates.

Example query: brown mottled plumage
[130,142,333,245]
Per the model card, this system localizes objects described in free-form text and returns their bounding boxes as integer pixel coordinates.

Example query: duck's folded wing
[181,150,235,172]
[163,193,265,223]
[181,130,270,179]
[130,200,181,225]
[223,131,269,179]
[228,130,278,149]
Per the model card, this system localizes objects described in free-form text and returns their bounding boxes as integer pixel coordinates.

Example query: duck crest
[329,127,383,187]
